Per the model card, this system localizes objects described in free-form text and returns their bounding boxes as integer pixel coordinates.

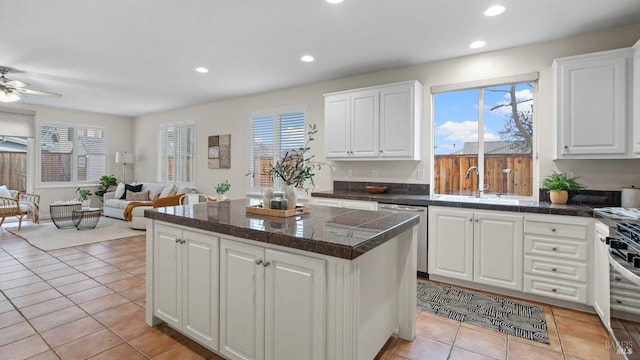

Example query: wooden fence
[434,154,532,196]
[0,152,27,192]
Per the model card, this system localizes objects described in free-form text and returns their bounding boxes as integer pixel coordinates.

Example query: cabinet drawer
[524,220,588,239]
[524,255,587,282]
[524,235,588,261]
[524,275,587,304]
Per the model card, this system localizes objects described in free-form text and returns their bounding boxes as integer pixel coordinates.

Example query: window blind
[248,107,306,192]
[157,121,195,183]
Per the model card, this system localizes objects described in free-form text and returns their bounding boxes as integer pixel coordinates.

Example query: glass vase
[284,185,297,210]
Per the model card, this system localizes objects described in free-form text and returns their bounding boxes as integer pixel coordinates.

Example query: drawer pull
[615,276,622,282]
[255,259,263,266]
[263,261,270,267]
[551,268,557,272]
[551,228,557,232]
[616,299,623,304]
[551,288,557,292]
[469,218,473,222]
[552,247,558,251]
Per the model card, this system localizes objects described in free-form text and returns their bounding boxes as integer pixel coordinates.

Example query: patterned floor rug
[417,282,550,344]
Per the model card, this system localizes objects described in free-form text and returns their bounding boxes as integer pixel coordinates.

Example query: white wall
[128,22,640,199]
[0,103,133,215]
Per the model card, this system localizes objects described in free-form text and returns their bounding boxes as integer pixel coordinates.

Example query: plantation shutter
[248,107,306,192]
[157,122,195,183]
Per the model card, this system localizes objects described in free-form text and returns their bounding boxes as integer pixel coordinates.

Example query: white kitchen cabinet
[153,223,219,350]
[219,239,326,360]
[552,47,633,159]
[634,40,640,156]
[310,197,378,211]
[593,220,611,330]
[523,214,592,304]
[324,89,379,159]
[428,206,523,291]
[379,83,422,159]
[324,81,422,160]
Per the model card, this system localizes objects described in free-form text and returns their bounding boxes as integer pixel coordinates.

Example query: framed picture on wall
[208,134,230,169]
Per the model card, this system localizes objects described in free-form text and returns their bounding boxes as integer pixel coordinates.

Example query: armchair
[0,191,40,230]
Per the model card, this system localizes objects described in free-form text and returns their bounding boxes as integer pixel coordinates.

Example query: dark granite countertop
[311,190,596,217]
[144,199,420,260]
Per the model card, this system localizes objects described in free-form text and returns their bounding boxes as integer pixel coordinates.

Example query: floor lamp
[115,151,134,183]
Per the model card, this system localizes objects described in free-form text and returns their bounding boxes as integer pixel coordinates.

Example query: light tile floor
[0,220,612,359]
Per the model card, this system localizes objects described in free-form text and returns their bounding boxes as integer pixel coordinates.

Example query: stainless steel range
[595,209,640,359]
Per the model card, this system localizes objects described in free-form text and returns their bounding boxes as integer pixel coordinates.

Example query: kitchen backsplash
[333,181,429,195]
[335,181,621,206]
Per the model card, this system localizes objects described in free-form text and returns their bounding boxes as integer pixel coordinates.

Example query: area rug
[417,281,549,344]
[6,217,144,251]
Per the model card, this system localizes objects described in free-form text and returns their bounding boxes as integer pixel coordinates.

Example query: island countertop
[144,199,420,260]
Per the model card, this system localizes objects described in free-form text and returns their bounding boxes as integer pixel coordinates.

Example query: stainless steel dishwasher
[378,203,428,278]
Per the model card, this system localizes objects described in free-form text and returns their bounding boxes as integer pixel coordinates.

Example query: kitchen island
[144,199,420,360]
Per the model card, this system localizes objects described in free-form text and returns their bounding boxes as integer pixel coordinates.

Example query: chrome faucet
[465,166,483,198]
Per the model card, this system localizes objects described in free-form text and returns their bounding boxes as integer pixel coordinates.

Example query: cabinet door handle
[181,240,186,244]
[564,145,568,149]
[255,259,263,266]
[475,219,479,222]
[175,238,181,244]
[552,247,558,251]
[616,299,623,304]
[615,276,622,282]
[263,261,270,267]
[551,268,557,272]
[551,288,557,292]
[551,228,557,232]
[469,218,473,222]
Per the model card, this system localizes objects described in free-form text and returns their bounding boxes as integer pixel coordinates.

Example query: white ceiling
[1,0,640,117]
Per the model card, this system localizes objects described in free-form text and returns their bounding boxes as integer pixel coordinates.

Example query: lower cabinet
[594,221,611,330]
[428,207,523,291]
[219,239,326,360]
[153,223,219,350]
[523,214,592,304]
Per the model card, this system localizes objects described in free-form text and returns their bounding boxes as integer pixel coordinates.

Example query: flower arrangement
[266,123,327,191]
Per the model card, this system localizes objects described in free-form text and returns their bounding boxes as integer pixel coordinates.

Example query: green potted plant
[95,175,118,201]
[541,171,585,204]
[266,123,327,209]
[76,188,93,208]
[215,180,231,200]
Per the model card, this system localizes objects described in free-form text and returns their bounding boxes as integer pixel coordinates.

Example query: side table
[50,203,82,229]
[72,208,102,230]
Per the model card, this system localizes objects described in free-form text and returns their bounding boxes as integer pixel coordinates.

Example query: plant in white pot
[541,171,585,204]
[76,188,93,209]
[266,124,327,210]
[215,180,231,201]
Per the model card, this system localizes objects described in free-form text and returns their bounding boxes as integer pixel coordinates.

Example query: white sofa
[103,183,196,230]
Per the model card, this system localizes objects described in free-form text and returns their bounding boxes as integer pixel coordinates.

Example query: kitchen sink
[434,195,520,206]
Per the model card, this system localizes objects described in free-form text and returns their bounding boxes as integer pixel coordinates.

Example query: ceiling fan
[0,66,62,102]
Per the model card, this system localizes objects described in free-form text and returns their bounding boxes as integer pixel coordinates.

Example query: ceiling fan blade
[14,87,62,97]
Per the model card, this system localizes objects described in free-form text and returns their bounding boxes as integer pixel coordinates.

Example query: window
[247,107,306,192]
[157,121,195,183]
[433,78,536,198]
[39,123,106,186]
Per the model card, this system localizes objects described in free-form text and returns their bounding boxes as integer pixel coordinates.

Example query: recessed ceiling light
[484,5,505,16]
[195,67,209,73]
[469,40,486,49]
[326,0,344,4]
[300,55,315,62]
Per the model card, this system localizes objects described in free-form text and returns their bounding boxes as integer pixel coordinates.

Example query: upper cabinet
[552,44,637,159]
[324,81,423,160]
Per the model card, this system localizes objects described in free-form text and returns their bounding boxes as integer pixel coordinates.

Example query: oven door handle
[608,251,640,287]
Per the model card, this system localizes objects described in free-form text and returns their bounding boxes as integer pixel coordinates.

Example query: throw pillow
[159,184,175,198]
[120,183,144,199]
[114,183,125,199]
[146,183,165,201]
[0,185,12,199]
[126,190,150,201]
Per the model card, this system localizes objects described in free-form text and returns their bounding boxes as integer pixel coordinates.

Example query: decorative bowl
[366,186,387,194]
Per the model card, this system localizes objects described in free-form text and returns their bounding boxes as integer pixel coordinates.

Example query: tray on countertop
[245,205,310,217]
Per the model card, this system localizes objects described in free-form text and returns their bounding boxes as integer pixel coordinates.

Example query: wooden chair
[0,191,40,230]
